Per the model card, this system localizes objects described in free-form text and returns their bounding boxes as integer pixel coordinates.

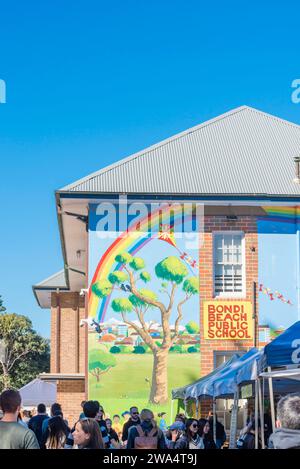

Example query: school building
[33,106,300,424]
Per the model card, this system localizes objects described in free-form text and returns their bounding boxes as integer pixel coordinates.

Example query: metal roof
[33,270,68,289]
[59,106,300,197]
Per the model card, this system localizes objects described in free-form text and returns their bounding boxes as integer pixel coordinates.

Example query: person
[0,389,39,449]
[28,403,49,448]
[122,406,141,443]
[65,400,109,449]
[169,418,204,449]
[41,403,68,438]
[73,418,104,449]
[198,418,217,449]
[237,420,259,449]
[268,393,300,449]
[105,418,120,448]
[175,413,186,424]
[122,411,130,423]
[79,401,86,420]
[126,409,166,449]
[94,401,110,448]
[158,412,167,432]
[165,421,185,448]
[45,415,70,449]
[18,412,28,428]
[112,414,122,439]
[22,410,32,424]
[207,411,226,448]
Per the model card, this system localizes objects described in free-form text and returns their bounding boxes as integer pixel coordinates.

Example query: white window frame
[212,231,246,299]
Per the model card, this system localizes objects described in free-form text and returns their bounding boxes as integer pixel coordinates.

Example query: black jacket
[28,414,49,447]
[126,421,167,449]
[122,418,141,442]
[268,428,300,449]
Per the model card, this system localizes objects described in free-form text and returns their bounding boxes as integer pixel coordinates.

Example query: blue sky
[1,1,300,337]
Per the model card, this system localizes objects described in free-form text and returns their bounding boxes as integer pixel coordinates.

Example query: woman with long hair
[45,416,69,449]
[126,409,166,449]
[73,418,104,449]
[169,418,204,449]
[198,418,216,449]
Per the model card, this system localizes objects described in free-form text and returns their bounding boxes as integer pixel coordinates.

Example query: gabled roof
[59,106,300,197]
[32,270,69,308]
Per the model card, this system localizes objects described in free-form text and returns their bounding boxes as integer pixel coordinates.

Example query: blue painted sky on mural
[1,1,300,337]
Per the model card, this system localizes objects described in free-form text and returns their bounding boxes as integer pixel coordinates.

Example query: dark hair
[185,418,199,441]
[113,414,120,419]
[198,418,209,437]
[175,413,186,424]
[46,416,69,449]
[158,412,166,417]
[38,403,46,414]
[93,400,100,411]
[77,418,104,449]
[277,393,300,430]
[50,403,62,417]
[0,389,21,413]
[130,406,138,412]
[83,400,98,418]
[81,400,86,408]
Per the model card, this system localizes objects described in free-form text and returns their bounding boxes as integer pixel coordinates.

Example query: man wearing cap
[165,421,185,448]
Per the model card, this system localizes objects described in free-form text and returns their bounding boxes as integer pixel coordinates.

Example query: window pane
[214,233,244,295]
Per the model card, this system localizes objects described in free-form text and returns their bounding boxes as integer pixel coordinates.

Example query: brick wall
[50,292,86,374]
[199,216,258,376]
[56,379,85,427]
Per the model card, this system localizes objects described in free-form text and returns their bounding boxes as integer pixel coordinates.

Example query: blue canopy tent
[264,320,300,367]
[259,321,300,441]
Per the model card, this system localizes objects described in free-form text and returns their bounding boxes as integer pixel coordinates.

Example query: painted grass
[88,351,200,422]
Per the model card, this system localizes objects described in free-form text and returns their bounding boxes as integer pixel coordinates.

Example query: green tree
[185,320,200,334]
[89,349,116,382]
[110,346,121,354]
[91,252,199,404]
[133,345,146,354]
[0,296,6,313]
[0,313,49,390]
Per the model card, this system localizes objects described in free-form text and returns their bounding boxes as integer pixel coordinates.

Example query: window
[213,232,244,297]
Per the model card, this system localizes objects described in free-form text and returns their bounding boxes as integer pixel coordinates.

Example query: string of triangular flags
[258,283,292,305]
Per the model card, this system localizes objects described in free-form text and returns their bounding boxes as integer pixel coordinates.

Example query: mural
[88,202,201,416]
[257,206,300,345]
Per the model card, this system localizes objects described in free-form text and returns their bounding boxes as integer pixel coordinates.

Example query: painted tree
[91,252,199,404]
[185,320,200,334]
[89,349,116,382]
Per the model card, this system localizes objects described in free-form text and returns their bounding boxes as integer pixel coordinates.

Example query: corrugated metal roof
[33,270,67,289]
[59,106,300,196]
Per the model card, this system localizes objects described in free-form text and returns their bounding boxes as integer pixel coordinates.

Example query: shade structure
[171,354,240,400]
[264,321,300,367]
[19,378,57,407]
[212,348,264,399]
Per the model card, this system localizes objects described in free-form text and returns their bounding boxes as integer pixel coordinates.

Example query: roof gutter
[55,191,70,290]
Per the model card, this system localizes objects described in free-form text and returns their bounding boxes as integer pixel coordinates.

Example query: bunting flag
[157,224,199,271]
[258,283,292,305]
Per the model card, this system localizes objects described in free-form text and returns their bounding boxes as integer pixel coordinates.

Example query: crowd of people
[0,388,299,449]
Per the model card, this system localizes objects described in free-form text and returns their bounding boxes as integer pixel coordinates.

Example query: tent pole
[255,379,259,449]
[171,399,174,424]
[213,400,217,444]
[258,377,265,449]
[229,389,239,449]
[268,366,276,433]
[196,399,199,419]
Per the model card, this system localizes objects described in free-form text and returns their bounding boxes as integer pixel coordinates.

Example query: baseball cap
[168,421,185,431]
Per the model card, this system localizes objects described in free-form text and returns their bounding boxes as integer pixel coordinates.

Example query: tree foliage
[155,256,188,284]
[0,313,49,390]
[185,320,200,334]
[108,271,128,284]
[89,349,116,381]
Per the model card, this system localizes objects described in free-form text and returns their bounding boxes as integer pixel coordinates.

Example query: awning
[264,321,300,367]
[19,378,57,406]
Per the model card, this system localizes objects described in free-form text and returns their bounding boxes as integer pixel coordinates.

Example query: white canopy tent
[19,378,57,407]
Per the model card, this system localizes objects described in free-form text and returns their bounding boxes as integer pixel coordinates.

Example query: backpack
[134,425,159,449]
